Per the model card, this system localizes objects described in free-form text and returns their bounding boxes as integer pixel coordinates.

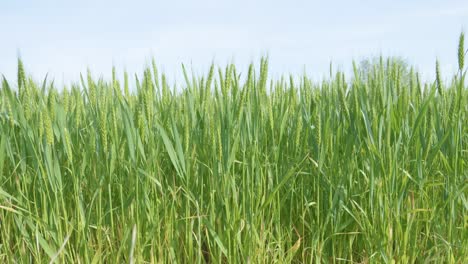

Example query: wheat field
[0,34,467,263]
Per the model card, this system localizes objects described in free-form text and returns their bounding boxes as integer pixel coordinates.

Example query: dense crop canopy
[0,35,467,263]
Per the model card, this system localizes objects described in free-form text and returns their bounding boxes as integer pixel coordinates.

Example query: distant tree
[357,56,412,84]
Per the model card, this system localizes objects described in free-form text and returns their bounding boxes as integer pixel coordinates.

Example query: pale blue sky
[0,0,467,85]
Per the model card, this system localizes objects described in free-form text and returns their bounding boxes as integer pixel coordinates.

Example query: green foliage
[0,36,467,263]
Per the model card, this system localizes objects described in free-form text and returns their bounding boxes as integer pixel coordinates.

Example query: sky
[0,0,467,87]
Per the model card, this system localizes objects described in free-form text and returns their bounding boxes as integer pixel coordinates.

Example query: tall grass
[0,34,467,263]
